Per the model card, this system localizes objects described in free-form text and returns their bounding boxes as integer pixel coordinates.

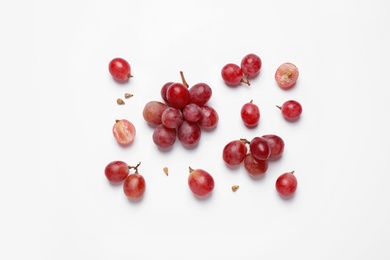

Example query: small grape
[152,124,177,150]
[275,62,299,89]
[160,82,174,104]
[241,100,260,128]
[161,107,183,129]
[104,161,129,183]
[249,137,271,161]
[143,101,168,126]
[198,106,219,130]
[112,119,136,146]
[166,83,190,109]
[177,120,201,148]
[241,53,262,78]
[275,171,297,198]
[189,83,212,106]
[108,57,132,81]
[244,153,268,177]
[262,134,285,160]
[277,100,302,121]
[222,139,248,167]
[221,63,244,86]
[188,167,214,198]
[182,103,201,123]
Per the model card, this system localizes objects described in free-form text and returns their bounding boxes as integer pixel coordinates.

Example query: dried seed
[163,167,169,176]
[231,185,239,192]
[117,98,125,105]
[124,93,133,99]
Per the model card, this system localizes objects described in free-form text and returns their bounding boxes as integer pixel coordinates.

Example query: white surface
[1,0,390,259]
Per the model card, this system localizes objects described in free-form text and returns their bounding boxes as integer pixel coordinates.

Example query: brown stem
[241,74,250,86]
[180,71,189,88]
[129,162,141,174]
[189,166,194,173]
[240,138,250,145]
[276,105,282,110]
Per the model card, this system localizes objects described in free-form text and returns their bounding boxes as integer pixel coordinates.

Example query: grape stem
[240,138,250,145]
[241,74,251,86]
[129,162,141,174]
[180,71,189,88]
[276,105,282,110]
[189,166,194,173]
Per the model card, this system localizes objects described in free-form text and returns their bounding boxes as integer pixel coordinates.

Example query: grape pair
[221,53,262,86]
[143,72,219,150]
[222,134,284,177]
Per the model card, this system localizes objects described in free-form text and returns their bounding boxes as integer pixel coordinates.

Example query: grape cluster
[143,71,219,150]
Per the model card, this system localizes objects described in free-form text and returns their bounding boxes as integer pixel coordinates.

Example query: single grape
[241,53,262,78]
[189,83,212,106]
[262,134,285,160]
[221,63,244,86]
[249,137,271,161]
[244,153,268,177]
[123,163,145,201]
[161,107,183,129]
[222,139,248,167]
[275,171,297,198]
[166,83,190,109]
[152,124,177,150]
[198,106,219,130]
[277,100,302,121]
[241,100,260,128]
[177,120,201,148]
[143,101,168,126]
[112,119,136,146]
[104,161,129,183]
[275,62,299,89]
[160,82,174,104]
[108,57,132,81]
[188,167,214,198]
[182,103,201,122]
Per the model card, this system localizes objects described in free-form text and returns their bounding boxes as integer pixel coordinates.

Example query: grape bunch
[143,71,219,150]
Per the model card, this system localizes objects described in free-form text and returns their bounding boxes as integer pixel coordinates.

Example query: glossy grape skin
[182,103,201,122]
[161,107,183,129]
[241,53,262,77]
[123,173,146,201]
[221,63,243,86]
[244,153,268,177]
[278,100,302,121]
[112,119,136,146]
[262,134,285,160]
[198,106,219,130]
[275,62,299,89]
[188,168,214,198]
[143,101,168,126]
[108,58,131,81]
[177,120,201,148]
[166,83,190,109]
[152,124,177,150]
[241,101,260,128]
[276,171,297,198]
[104,161,129,183]
[222,140,248,167]
[249,137,271,161]
[160,82,174,104]
[189,83,212,106]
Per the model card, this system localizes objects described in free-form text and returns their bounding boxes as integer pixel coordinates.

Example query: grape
[104,161,129,183]
[275,171,297,198]
[160,82,174,104]
[166,83,190,109]
[277,100,302,121]
[143,101,168,126]
[262,134,285,160]
[222,139,248,167]
[161,107,183,129]
[182,103,201,122]
[152,124,177,150]
[112,119,136,146]
[249,137,271,161]
[188,167,214,198]
[108,57,132,81]
[177,120,201,148]
[241,53,262,77]
[221,63,244,86]
[123,164,146,201]
[198,106,219,129]
[189,83,212,106]
[241,100,260,127]
[244,153,268,177]
[275,62,299,89]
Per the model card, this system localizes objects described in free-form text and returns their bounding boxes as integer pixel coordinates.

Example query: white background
[1,0,390,259]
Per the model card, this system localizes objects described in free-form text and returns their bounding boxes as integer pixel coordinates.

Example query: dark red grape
[244,153,268,177]
[166,83,190,109]
[249,137,271,161]
[221,63,243,86]
[189,83,212,106]
[275,171,297,198]
[177,121,201,148]
[198,106,219,130]
[104,161,129,183]
[241,100,260,127]
[262,134,285,160]
[152,124,176,150]
[108,57,132,81]
[222,140,248,167]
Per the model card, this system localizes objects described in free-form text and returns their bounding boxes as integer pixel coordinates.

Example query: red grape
[104,161,129,183]
[160,82,174,104]
[249,137,271,161]
[152,124,177,150]
[166,83,190,109]
[222,139,248,167]
[241,100,260,128]
[189,83,212,106]
[112,119,136,146]
[177,120,201,148]
[262,134,285,160]
[143,101,168,126]
[108,57,132,81]
[275,171,297,198]
[161,107,183,129]
[221,63,244,86]
[277,100,302,121]
[123,164,146,201]
[188,167,214,198]
[275,62,299,89]
[198,106,219,130]
[241,53,262,78]
[182,103,201,123]
[244,153,268,177]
